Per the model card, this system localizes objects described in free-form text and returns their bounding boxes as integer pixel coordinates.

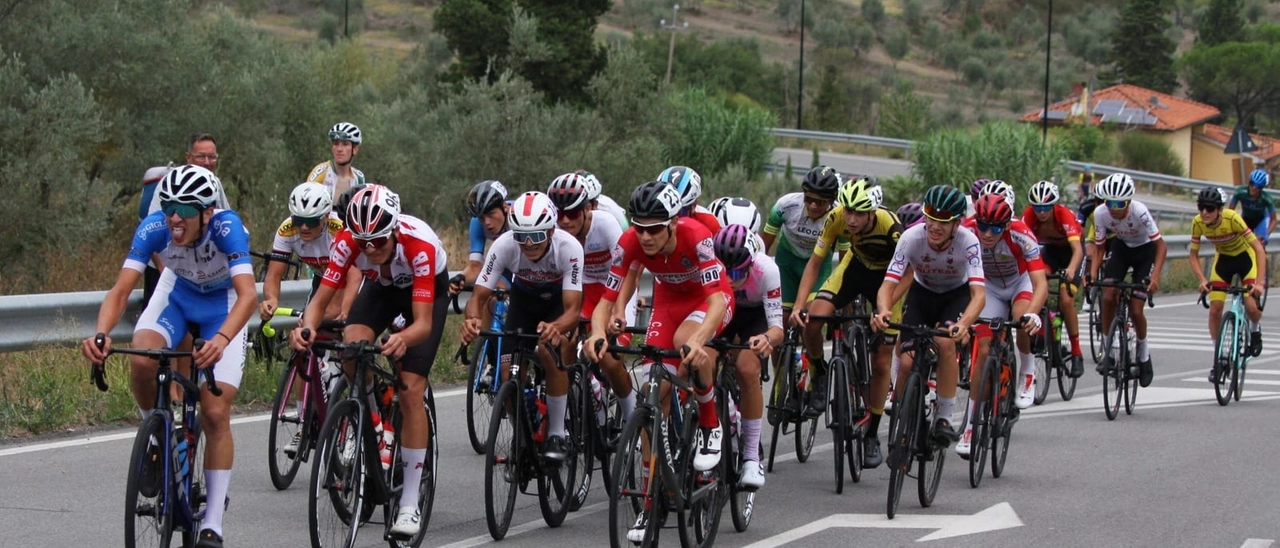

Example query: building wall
[1191,136,1238,184]
[1140,127,1192,177]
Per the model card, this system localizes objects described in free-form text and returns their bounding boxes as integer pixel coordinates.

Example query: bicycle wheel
[1123,330,1139,416]
[677,405,723,548]
[968,361,992,489]
[1234,321,1248,402]
[829,357,848,494]
[917,425,946,508]
[538,396,579,529]
[484,381,520,540]
[567,370,597,512]
[991,365,1014,479]
[269,354,306,490]
[1101,317,1126,421]
[885,374,920,519]
[1088,298,1105,363]
[795,412,818,464]
[180,415,208,548]
[1057,345,1078,401]
[309,399,365,548]
[608,409,652,548]
[729,443,759,533]
[1032,350,1050,406]
[847,382,866,485]
[125,413,173,548]
[466,341,497,455]
[388,393,438,548]
[1214,312,1238,406]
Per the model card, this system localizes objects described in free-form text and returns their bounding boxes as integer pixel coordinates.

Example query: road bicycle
[262,308,347,490]
[481,329,582,541]
[884,322,955,519]
[604,340,726,548]
[1091,279,1154,421]
[307,332,438,548]
[703,337,761,534]
[565,318,626,512]
[803,310,874,493]
[764,323,819,472]
[90,336,222,548]
[451,285,510,456]
[1200,283,1255,406]
[1033,271,1078,404]
[964,317,1022,488]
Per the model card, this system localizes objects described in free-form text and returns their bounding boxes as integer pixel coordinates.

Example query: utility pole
[1041,0,1053,142]
[797,0,805,130]
[344,0,349,38]
[661,5,688,85]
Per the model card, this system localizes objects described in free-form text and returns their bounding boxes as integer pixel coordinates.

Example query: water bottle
[175,427,190,484]
[727,397,741,439]
[371,411,390,470]
[797,351,809,390]
[525,388,546,443]
[590,375,607,426]
[1051,314,1064,343]
[380,422,395,470]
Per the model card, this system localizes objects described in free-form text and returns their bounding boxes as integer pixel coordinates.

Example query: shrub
[912,120,1071,200]
[1118,131,1184,176]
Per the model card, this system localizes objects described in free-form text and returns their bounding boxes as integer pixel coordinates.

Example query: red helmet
[972,193,1012,225]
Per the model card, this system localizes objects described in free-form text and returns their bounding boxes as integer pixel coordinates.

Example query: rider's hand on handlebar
[381,333,408,360]
[584,333,607,362]
[606,316,626,336]
[258,299,277,322]
[81,334,112,363]
[1147,278,1160,295]
[460,317,482,345]
[871,311,892,332]
[748,334,773,356]
[950,322,971,344]
[289,326,316,351]
[788,307,807,328]
[536,321,564,346]
[680,343,712,371]
[1019,313,1042,336]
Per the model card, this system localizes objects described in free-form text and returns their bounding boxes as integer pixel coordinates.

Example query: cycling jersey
[1231,186,1276,229]
[468,201,513,262]
[732,252,784,331]
[580,213,624,285]
[604,217,730,301]
[1093,200,1161,248]
[814,207,902,270]
[321,214,448,303]
[477,229,584,295]
[1191,208,1257,257]
[125,210,254,293]
[765,193,847,257]
[596,194,629,229]
[270,214,344,270]
[1021,204,1082,248]
[305,160,365,200]
[885,224,985,292]
[688,206,722,234]
[961,218,1045,288]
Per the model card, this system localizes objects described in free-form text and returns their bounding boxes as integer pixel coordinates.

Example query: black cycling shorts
[345,272,450,378]
[900,282,971,329]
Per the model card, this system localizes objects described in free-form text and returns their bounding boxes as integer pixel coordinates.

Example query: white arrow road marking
[1241,539,1275,548]
[741,502,1022,546]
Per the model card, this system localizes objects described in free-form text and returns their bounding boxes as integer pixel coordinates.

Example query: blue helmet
[657,166,702,208]
[1250,169,1271,188]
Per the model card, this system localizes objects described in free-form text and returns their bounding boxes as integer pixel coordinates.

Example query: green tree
[885,28,911,68]
[1180,41,1280,127]
[862,0,886,31]
[903,0,924,35]
[1105,0,1178,93]
[878,81,934,140]
[1196,0,1244,46]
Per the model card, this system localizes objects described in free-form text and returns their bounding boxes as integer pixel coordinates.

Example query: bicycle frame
[1201,283,1254,405]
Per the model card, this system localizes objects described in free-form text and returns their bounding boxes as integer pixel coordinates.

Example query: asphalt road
[4,293,1279,547]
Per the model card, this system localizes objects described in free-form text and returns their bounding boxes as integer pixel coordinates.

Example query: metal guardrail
[768,128,915,152]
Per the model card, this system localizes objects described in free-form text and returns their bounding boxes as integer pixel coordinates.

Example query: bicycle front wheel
[968,362,992,489]
[268,354,306,490]
[466,342,497,455]
[1057,347,1078,401]
[1088,300,1105,363]
[608,409,652,548]
[677,405,723,548]
[388,392,438,548]
[885,374,920,519]
[1032,349,1050,406]
[1102,317,1126,421]
[484,381,520,540]
[829,358,848,494]
[567,369,597,512]
[991,367,1014,479]
[1234,321,1248,401]
[309,399,365,548]
[124,413,173,548]
[1214,311,1238,406]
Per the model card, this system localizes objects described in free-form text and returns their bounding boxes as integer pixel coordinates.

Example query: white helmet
[158,165,221,209]
[1095,173,1136,201]
[346,185,399,239]
[547,173,591,211]
[329,122,362,144]
[580,171,603,201]
[289,183,333,218]
[712,197,763,233]
[509,191,558,232]
[980,179,1016,209]
[1028,180,1060,206]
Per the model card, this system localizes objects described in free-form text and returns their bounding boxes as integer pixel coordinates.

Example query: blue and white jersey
[124,210,254,293]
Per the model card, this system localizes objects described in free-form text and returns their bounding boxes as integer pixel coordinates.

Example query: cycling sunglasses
[922,204,958,223]
[292,215,323,228]
[632,220,670,235]
[976,221,1006,235]
[558,207,586,221]
[161,201,202,220]
[1032,204,1055,214]
[1105,200,1130,210]
[355,235,393,250]
[1198,204,1220,213]
[513,230,549,245]
[727,265,751,282]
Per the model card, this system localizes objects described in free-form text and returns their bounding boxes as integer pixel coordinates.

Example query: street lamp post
[797,0,805,130]
[660,5,689,85]
[1041,0,1053,142]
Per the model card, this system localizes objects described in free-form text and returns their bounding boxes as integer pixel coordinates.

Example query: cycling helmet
[346,185,400,239]
[158,165,221,208]
[1197,186,1226,208]
[867,184,884,209]
[708,196,731,218]
[922,185,968,221]
[657,165,702,208]
[578,170,603,201]
[980,179,1016,208]
[802,166,842,200]
[1250,168,1271,188]
[328,122,362,144]
[712,224,754,270]
[1095,172,1136,200]
[837,179,877,212]
[510,191,558,232]
[896,202,924,226]
[289,183,333,218]
[1028,180,1060,206]
[1219,187,1232,204]
[970,178,991,199]
[713,197,763,233]
[628,181,683,220]
[467,180,508,217]
[547,173,591,211]
[973,193,1013,224]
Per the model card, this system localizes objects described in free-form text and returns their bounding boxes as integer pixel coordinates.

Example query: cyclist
[981,179,1017,209]
[1079,189,1110,313]
[306,122,366,200]
[896,202,924,228]
[791,179,903,467]
[82,165,255,548]
[452,179,511,293]
[709,195,768,252]
[658,165,721,232]
[966,178,991,219]
[461,191,585,461]
[871,185,985,445]
[1230,169,1276,245]
[1022,180,1086,378]
[260,183,349,322]
[1088,173,1167,388]
[761,165,846,311]
[1190,186,1267,379]
[712,224,781,489]
[1077,165,1095,212]
[578,170,629,230]
[290,185,450,537]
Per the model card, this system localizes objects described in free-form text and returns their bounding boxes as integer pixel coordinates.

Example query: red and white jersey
[477,229,583,294]
[321,214,448,303]
[580,212,624,286]
[604,217,731,301]
[885,223,985,293]
[962,218,1045,288]
[271,213,344,270]
[734,252,784,330]
[1020,204,1082,247]
[689,206,722,234]
[1093,200,1161,247]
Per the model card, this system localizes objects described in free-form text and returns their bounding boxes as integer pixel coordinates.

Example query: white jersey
[733,252,784,330]
[478,229,584,294]
[764,192,829,256]
[885,224,985,293]
[270,213,344,270]
[1093,200,1161,248]
[581,212,624,285]
[305,160,366,200]
[596,195,628,230]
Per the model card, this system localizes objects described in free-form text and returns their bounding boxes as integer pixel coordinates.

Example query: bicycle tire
[795,413,818,464]
[1214,311,1237,406]
[268,355,306,490]
[1088,300,1104,363]
[1032,348,1050,406]
[1102,316,1126,421]
[829,357,848,494]
[484,381,520,540]
[387,392,438,548]
[538,389,580,529]
[308,398,365,548]
[180,415,207,548]
[125,413,173,548]
[968,361,992,489]
[466,341,496,455]
[1057,348,1078,401]
[885,374,920,519]
[729,443,759,533]
[677,404,722,548]
[767,420,781,473]
[567,369,596,512]
[991,354,1015,479]
[1235,320,1248,401]
[608,409,652,548]
[848,383,866,485]
[1124,333,1139,416]
[917,427,945,508]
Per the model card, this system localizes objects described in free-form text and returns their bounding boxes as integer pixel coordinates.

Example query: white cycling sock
[743,418,762,462]
[1252,321,1262,332]
[890,352,901,384]
[1019,351,1036,377]
[619,392,636,421]
[546,394,568,439]
[203,469,231,536]
[964,399,977,432]
[1136,338,1150,362]
[398,447,427,508]
[937,397,956,424]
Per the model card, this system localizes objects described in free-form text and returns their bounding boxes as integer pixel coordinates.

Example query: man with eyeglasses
[762,165,848,312]
[306,122,366,200]
[871,185,986,447]
[461,191,585,463]
[1087,173,1167,387]
[84,165,255,548]
[1022,180,1086,378]
[790,179,903,468]
[1190,186,1267,380]
[291,185,448,538]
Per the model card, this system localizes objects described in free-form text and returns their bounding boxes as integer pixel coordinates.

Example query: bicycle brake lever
[90,333,109,392]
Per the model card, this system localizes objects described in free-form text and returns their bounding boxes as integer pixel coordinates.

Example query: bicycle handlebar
[886,322,955,339]
[450,283,510,314]
[1198,284,1255,309]
[303,329,408,391]
[1089,279,1156,307]
[90,333,222,397]
[974,316,1030,332]
[251,250,302,268]
[1045,270,1077,297]
[801,311,874,324]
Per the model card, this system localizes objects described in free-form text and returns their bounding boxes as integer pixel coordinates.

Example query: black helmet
[1197,186,1225,208]
[802,166,842,200]
[628,181,682,220]
[467,180,508,218]
[922,185,967,221]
